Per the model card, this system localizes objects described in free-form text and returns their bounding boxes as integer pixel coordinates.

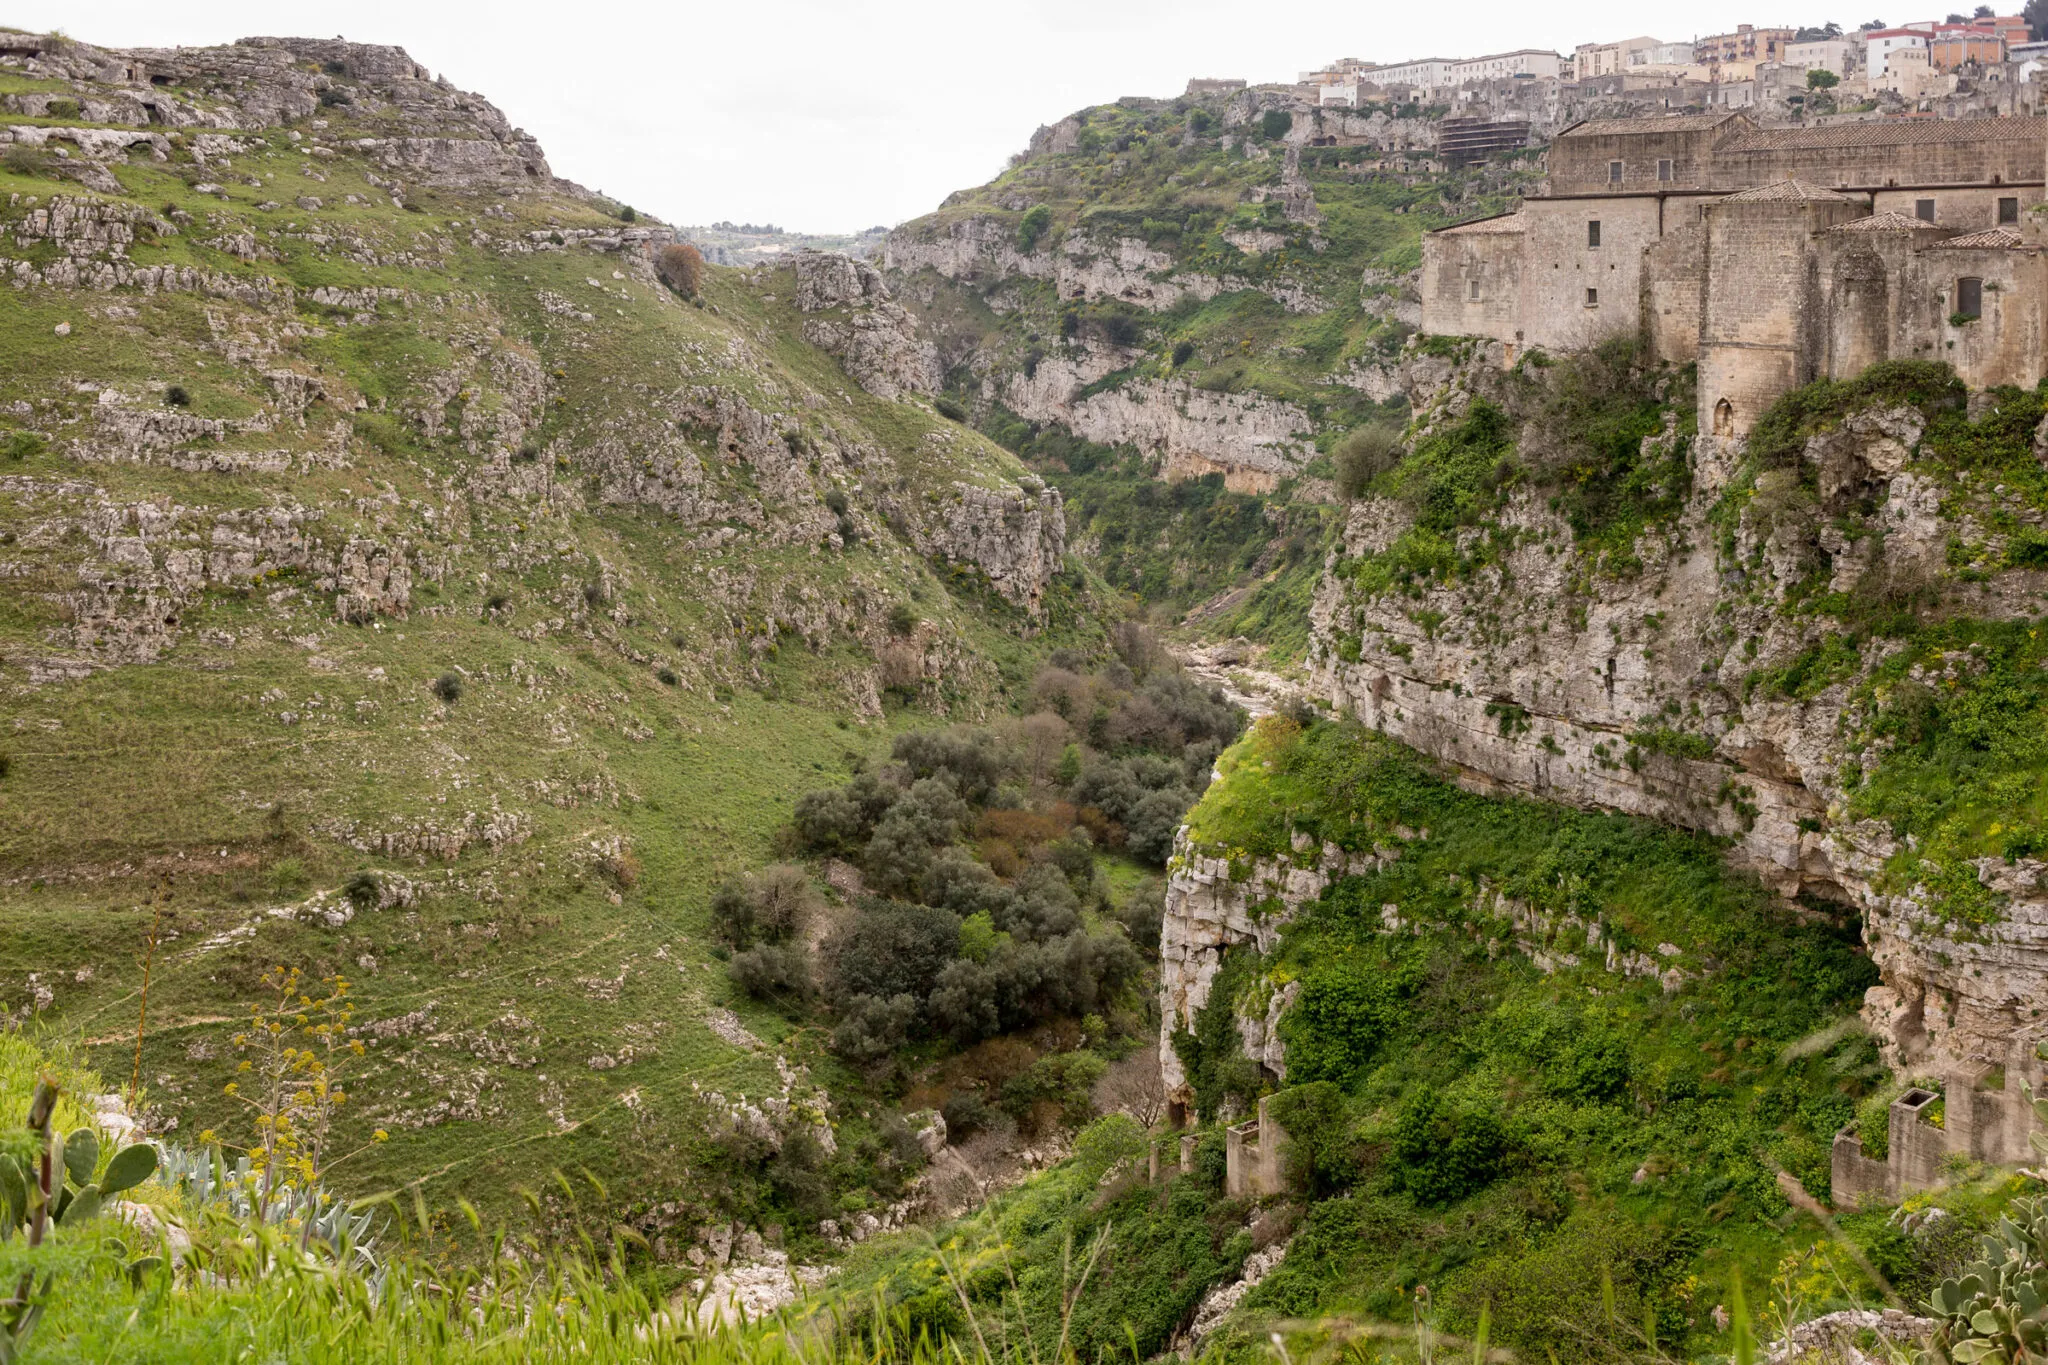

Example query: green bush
[1,430,48,461]
[1389,1089,1505,1203]
[1259,110,1293,140]
[1016,204,1052,252]
[1331,422,1403,500]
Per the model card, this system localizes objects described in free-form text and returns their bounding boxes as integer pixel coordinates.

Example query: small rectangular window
[1658,158,1673,182]
[1956,276,1982,319]
[1916,198,1936,222]
[1469,278,1481,300]
[1588,220,1602,247]
[1586,287,1599,306]
[1609,160,1624,183]
[1999,196,2019,224]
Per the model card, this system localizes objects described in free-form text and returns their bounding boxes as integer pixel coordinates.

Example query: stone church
[1422,112,2048,435]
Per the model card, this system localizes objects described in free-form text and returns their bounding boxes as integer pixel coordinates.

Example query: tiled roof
[1828,210,1945,231]
[1558,112,1744,138]
[1722,115,2044,151]
[1723,179,1854,201]
[1927,225,2027,248]
[1435,211,1525,235]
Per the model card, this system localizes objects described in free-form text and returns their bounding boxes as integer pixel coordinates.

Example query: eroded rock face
[792,252,940,400]
[997,350,1316,494]
[1157,835,1384,1104]
[883,218,1325,316]
[13,36,551,182]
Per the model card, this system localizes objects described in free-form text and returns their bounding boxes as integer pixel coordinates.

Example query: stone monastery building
[1422,112,2048,436]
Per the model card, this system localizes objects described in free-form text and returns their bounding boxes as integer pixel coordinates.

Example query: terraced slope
[0,32,1089,1244]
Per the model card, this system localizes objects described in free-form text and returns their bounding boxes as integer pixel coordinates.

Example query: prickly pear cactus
[1918,1195,2048,1364]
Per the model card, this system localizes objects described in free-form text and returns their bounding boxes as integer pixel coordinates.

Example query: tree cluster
[727,630,1242,1070]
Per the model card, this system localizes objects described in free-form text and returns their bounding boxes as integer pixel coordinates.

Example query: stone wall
[1697,194,1865,437]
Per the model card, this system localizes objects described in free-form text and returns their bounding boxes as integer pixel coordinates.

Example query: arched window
[1713,399,1735,436]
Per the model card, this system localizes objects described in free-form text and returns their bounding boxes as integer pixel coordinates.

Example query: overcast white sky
[37,2,1849,230]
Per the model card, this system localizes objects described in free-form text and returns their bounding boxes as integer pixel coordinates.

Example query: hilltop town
[1187,12,2048,158]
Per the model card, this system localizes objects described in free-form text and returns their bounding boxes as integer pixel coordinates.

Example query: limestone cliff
[1298,372,2048,1077]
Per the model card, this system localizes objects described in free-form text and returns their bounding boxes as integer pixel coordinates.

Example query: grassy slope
[0,72,1105,1254]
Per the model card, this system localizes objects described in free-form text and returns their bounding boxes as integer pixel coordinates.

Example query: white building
[1447,49,1562,82]
[1864,26,1933,77]
[1630,41,1697,66]
[1785,38,1853,75]
[1361,49,1559,92]
[1575,36,1662,78]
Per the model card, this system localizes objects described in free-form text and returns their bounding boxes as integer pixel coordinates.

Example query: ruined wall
[1909,243,2048,391]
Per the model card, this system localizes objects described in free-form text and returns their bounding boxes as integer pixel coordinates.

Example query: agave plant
[156,1142,381,1272]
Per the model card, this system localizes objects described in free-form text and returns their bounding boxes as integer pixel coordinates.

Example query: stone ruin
[1224,1097,1290,1199]
[1832,1038,2045,1208]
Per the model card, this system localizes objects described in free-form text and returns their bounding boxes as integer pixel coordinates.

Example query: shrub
[656,666,678,686]
[746,864,821,943]
[823,900,960,1007]
[730,942,813,999]
[317,87,350,108]
[832,991,920,1063]
[1171,339,1196,367]
[265,857,309,896]
[1,430,46,461]
[864,778,971,893]
[1390,1089,1505,1203]
[1115,876,1165,953]
[1189,108,1217,134]
[0,753,11,780]
[342,870,381,911]
[618,205,637,222]
[1332,422,1403,500]
[45,97,80,119]
[934,395,967,422]
[793,771,902,852]
[431,671,463,704]
[1000,1050,1106,1133]
[1259,109,1293,140]
[941,1089,994,1140]
[1016,204,1052,252]
[886,602,919,636]
[1124,787,1194,863]
[2,143,48,176]
[893,727,1005,803]
[655,242,704,298]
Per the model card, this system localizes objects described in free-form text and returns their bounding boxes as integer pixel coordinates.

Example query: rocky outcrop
[1157,833,1386,1105]
[792,252,940,400]
[909,478,1066,613]
[11,36,551,183]
[884,217,1325,316]
[1158,827,1709,1109]
[999,352,1315,494]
